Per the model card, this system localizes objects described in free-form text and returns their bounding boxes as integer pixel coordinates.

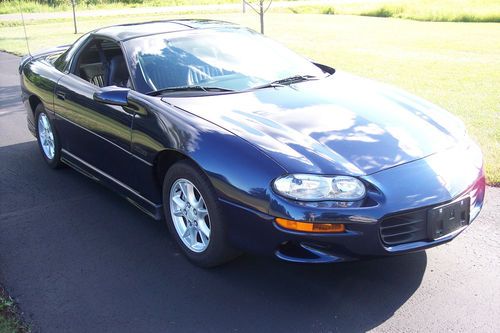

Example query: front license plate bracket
[427,197,470,240]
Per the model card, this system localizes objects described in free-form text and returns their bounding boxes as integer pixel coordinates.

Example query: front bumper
[222,141,486,263]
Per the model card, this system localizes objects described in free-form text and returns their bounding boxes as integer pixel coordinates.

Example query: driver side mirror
[93,86,130,106]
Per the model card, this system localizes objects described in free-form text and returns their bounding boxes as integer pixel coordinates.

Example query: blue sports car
[19,20,485,266]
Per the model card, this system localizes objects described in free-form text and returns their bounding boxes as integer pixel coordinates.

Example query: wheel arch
[153,149,208,191]
[28,94,43,116]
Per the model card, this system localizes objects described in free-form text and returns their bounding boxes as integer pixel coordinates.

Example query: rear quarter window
[54,33,91,73]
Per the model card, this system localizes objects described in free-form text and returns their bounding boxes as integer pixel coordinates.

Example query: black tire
[35,103,63,169]
[162,160,240,267]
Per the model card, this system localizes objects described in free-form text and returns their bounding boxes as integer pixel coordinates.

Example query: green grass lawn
[0,0,244,14]
[288,0,500,22]
[3,0,500,22]
[0,12,498,184]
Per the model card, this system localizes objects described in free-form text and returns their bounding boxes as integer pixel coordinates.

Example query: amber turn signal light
[275,218,345,233]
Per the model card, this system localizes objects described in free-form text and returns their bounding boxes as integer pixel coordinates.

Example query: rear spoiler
[18,44,71,74]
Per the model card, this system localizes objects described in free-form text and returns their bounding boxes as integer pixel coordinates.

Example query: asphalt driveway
[1,51,499,332]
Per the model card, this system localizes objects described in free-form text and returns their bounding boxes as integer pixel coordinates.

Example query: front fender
[127,91,286,214]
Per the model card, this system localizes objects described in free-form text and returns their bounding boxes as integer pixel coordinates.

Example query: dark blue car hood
[163,72,466,175]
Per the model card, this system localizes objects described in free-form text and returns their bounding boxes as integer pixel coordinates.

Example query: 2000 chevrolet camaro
[19,20,485,266]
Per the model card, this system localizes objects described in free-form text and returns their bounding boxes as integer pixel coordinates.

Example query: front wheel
[163,160,239,267]
[35,104,63,168]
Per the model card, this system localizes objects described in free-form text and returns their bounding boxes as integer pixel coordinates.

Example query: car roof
[93,19,240,41]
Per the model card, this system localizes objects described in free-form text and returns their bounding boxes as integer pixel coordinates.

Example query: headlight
[273,174,366,201]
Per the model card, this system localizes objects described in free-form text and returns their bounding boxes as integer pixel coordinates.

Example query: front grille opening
[380,210,427,246]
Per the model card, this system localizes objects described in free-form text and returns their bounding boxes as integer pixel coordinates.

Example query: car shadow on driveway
[0,141,426,333]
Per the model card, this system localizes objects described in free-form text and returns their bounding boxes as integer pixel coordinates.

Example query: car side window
[54,50,70,72]
[54,33,91,73]
[71,38,131,89]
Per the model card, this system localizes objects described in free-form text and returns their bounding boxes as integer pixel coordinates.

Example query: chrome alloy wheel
[169,178,211,253]
[38,113,55,160]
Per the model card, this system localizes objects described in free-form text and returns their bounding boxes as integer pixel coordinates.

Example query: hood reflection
[164,71,464,175]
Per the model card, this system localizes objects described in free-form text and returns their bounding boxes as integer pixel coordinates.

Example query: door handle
[56,91,66,100]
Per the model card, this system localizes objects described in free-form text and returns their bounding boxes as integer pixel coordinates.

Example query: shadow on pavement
[0,141,426,333]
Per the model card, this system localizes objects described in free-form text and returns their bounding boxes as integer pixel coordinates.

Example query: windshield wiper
[147,85,234,96]
[251,75,319,90]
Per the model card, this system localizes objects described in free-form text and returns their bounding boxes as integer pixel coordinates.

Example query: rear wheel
[35,104,63,168]
[163,160,239,267]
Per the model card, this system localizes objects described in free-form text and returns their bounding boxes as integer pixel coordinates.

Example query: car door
[53,36,134,185]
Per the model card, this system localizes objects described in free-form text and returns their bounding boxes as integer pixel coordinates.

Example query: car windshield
[124,27,326,94]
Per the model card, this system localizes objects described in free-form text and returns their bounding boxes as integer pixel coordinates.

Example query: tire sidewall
[35,104,62,168]
[162,160,233,267]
